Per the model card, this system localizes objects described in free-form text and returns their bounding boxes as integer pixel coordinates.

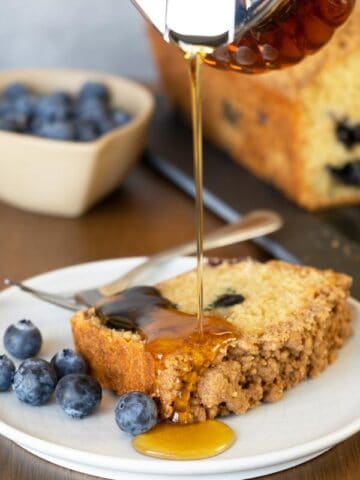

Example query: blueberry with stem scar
[4,319,42,359]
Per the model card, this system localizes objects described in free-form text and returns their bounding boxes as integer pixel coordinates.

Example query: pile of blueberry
[0,81,131,142]
[1,319,158,435]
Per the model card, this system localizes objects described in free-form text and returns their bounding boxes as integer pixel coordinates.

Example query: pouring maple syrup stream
[190,52,205,336]
[130,0,355,461]
[133,28,237,457]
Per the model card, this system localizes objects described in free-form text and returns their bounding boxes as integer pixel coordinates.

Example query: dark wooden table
[0,162,359,480]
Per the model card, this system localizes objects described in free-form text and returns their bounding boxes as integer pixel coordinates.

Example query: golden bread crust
[71,311,155,395]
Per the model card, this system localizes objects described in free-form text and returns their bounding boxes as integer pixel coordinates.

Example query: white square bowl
[0,69,155,217]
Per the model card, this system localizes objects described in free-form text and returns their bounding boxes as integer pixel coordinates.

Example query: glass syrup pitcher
[132,0,355,72]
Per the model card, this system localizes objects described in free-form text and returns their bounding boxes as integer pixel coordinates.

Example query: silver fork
[4,209,282,311]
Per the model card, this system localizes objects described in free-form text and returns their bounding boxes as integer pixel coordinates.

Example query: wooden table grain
[0,163,358,480]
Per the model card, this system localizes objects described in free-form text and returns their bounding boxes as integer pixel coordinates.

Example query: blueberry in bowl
[3,82,30,102]
[75,120,98,142]
[78,81,109,104]
[13,358,57,406]
[34,93,72,123]
[0,69,154,217]
[0,80,132,142]
[4,319,42,359]
[112,109,131,128]
[34,120,76,141]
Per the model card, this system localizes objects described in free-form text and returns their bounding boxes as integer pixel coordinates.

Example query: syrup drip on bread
[96,287,238,459]
[96,286,239,424]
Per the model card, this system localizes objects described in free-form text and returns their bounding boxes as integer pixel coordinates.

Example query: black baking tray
[146,98,360,298]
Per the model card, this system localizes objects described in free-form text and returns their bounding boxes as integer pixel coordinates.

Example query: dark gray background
[0,1,155,81]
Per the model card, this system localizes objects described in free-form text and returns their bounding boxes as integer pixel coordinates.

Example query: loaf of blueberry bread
[71,259,353,423]
[147,2,360,210]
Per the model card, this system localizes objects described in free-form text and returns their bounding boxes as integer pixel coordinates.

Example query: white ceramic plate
[0,258,359,480]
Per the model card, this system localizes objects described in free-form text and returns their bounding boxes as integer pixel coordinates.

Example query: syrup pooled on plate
[133,420,235,460]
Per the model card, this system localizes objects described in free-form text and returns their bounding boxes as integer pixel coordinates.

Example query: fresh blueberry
[55,374,102,419]
[112,109,130,128]
[35,120,75,141]
[3,83,29,102]
[13,94,37,117]
[29,117,42,134]
[49,90,73,106]
[13,358,57,406]
[0,354,16,392]
[75,120,99,142]
[12,112,28,132]
[0,115,18,132]
[34,94,71,121]
[0,100,12,116]
[115,392,158,436]
[78,82,109,103]
[0,110,28,132]
[96,114,114,135]
[75,97,108,123]
[4,319,42,359]
[51,349,88,379]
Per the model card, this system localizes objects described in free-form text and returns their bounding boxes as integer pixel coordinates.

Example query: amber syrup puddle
[133,420,235,460]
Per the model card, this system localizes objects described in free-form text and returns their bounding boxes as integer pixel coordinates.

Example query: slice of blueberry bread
[71,259,353,423]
